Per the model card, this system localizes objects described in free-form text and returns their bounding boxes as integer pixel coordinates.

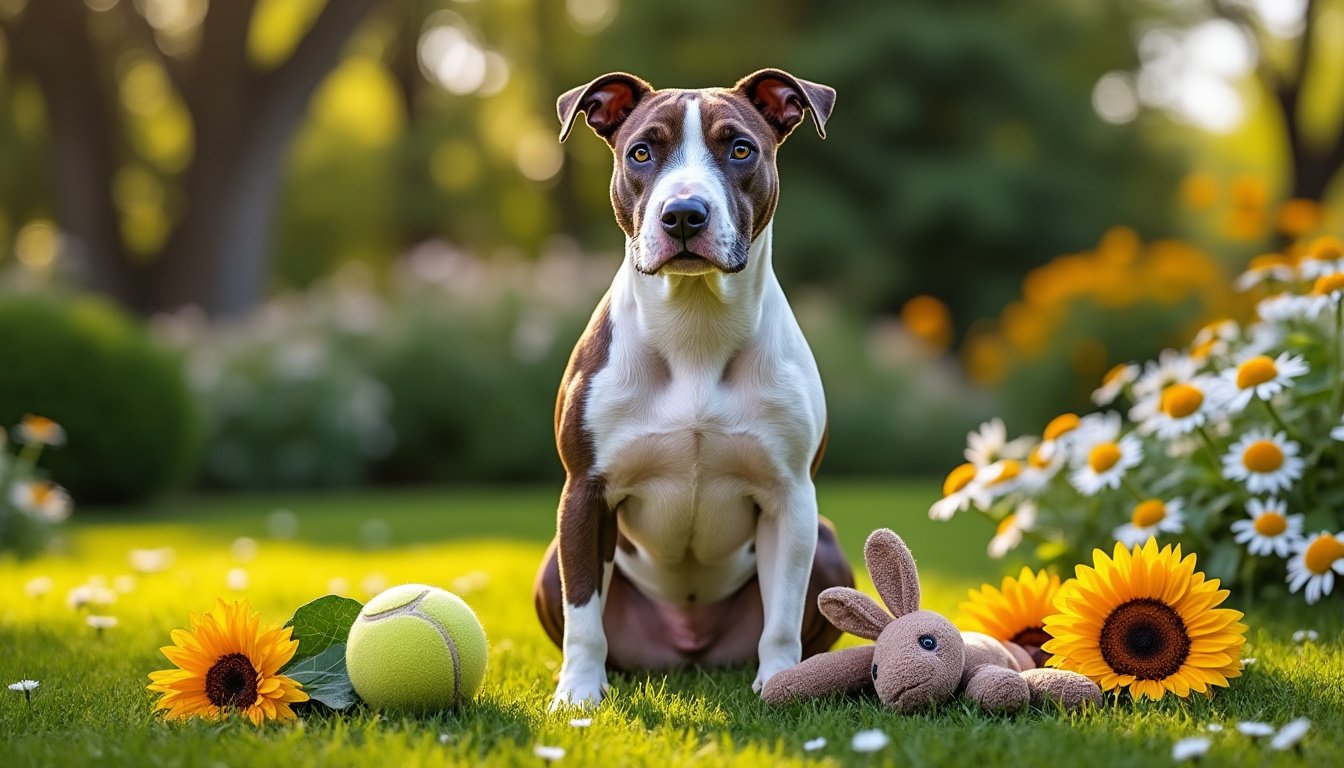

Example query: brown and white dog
[533,69,854,709]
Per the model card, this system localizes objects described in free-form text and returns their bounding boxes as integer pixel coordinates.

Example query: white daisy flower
[1237,721,1274,737]
[1114,498,1185,547]
[989,503,1037,559]
[1133,350,1198,401]
[8,481,72,523]
[981,458,1025,500]
[1286,531,1344,604]
[1303,272,1344,318]
[1235,253,1297,290]
[1231,499,1304,558]
[1093,363,1138,406]
[1221,431,1304,494]
[1220,353,1309,412]
[1070,433,1143,496]
[803,737,827,752]
[86,615,118,630]
[1172,737,1211,761]
[929,463,991,520]
[851,730,890,753]
[532,745,566,762]
[7,679,38,703]
[1205,723,1224,733]
[1135,377,1229,439]
[1256,292,1319,323]
[15,414,65,446]
[569,718,592,728]
[1299,237,1344,278]
[965,418,1032,468]
[1020,441,1065,493]
[1240,657,1257,667]
[67,583,115,610]
[24,576,53,599]
[1292,629,1319,644]
[1270,718,1311,751]
[1190,318,1239,361]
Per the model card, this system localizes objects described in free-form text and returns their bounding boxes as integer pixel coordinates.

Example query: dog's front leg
[751,480,819,694]
[550,475,616,710]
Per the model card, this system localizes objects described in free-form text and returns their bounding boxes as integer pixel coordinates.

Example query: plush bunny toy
[763,529,1101,713]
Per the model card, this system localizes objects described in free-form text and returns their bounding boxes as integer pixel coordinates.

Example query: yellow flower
[958,567,1061,666]
[147,599,308,725]
[1043,539,1246,701]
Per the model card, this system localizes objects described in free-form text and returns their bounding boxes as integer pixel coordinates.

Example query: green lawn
[1,481,1340,767]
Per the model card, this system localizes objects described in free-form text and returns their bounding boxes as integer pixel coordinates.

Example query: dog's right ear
[557,72,654,144]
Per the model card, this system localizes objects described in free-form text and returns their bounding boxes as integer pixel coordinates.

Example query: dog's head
[557,70,834,276]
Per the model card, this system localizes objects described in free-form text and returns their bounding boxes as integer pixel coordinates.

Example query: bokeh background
[0,0,1341,505]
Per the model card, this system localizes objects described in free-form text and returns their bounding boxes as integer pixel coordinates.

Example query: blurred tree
[0,0,380,316]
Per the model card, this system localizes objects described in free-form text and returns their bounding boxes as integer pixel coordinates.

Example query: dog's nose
[660,197,710,242]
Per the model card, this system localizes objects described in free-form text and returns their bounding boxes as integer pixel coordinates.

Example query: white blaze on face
[637,98,738,272]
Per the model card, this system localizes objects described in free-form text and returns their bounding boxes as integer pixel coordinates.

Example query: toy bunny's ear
[865,529,921,618]
[818,587,891,640]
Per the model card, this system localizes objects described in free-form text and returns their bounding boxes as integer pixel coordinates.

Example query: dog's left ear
[734,68,835,141]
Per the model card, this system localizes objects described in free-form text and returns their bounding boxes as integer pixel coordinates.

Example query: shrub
[0,294,199,503]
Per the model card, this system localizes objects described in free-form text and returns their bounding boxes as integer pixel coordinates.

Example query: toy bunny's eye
[871,663,879,681]
[918,635,937,651]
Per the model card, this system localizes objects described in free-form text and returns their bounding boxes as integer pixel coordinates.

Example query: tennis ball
[345,583,488,712]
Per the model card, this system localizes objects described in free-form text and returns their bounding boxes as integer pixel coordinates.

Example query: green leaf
[285,643,358,710]
[283,595,363,664]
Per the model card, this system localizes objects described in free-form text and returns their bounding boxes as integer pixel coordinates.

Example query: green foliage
[284,644,358,710]
[283,594,364,661]
[0,294,198,503]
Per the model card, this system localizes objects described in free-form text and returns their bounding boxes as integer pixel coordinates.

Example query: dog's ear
[557,72,654,144]
[733,68,834,141]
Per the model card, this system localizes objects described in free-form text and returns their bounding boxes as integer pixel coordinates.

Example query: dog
[533,69,854,709]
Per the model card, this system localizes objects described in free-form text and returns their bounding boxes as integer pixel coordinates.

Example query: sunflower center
[943,463,977,496]
[1312,273,1344,295]
[1303,535,1344,575]
[1242,440,1284,473]
[205,653,259,710]
[1099,598,1190,681]
[1088,442,1122,473]
[1010,626,1053,668]
[1044,413,1080,441]
[1236,356,1277,389]
[1253,511,1287,536]
[1160,384,1204,418]
[1132,499,1167,528]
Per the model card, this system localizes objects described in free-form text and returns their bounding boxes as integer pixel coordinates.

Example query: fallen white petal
[804,737,827,751]
[1270,718,1310,751]
[568,718,592,728]
[1205,723,1224,732]
[851,729,890,753]
[1237,721,1274,737]
[86,615,118,630]
[533,745,566,761]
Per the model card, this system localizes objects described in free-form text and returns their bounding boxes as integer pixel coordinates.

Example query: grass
[1,480,1340,767]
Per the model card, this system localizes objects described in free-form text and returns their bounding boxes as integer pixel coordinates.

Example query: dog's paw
[752,655,798,695]
[549,671,608,712]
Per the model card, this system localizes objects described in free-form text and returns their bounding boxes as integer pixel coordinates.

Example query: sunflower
[147,599,308,725]
[957,567,1061,667]
[1043,538,1246,701]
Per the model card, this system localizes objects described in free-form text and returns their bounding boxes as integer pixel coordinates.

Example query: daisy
[1230,499,1303,558]
[147,599,308,725]
[1271,718,1311,751]
[1293,629,1319,643]
[1234,252,1296,290]
[1206,723,1225,733]
[803,737,827,752]
[533,746,566,762]
[1172,737,1211,762]
[1189,318,1238,361]
[1256,292,1315,324]
[1020,441,1065,492]
[569,718,592,728]
[1069,432,1143,496]
[1240,657,1257,667]
[1135,378,1228,439]
[1133,349,1197,401]
[981,458,1024,499]
[1220,352,1308,412]
[15,414,65,447]
[1286,531,1344,604]
[1238,721,1274,737]
[1093,363,1138,406]
[8,679,39,703]
[8,481,72,523]
[988,503,1037,559]
[1298,236,1344,278]
[851,730,890,753]
[1221,430,1304,494]
[1302,272,1344,319]
[965,418,1032,467]
[929,463,990,520]
[1113,498,1185,547]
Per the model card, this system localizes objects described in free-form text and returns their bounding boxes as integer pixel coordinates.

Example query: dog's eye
[730,141,753,161]
[629,144,651,163]
[871,663,878,681]
[918,635,937,651]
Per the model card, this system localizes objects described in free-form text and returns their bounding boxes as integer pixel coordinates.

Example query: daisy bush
[932,235,1344,605]
[0,415,72,557]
